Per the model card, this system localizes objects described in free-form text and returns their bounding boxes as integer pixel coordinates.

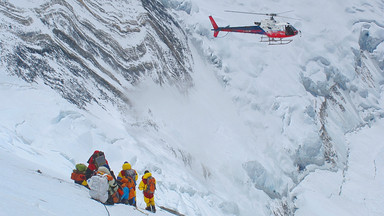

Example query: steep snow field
[0,74,178,216]
[293,119,384,216]
[1,0,384,215]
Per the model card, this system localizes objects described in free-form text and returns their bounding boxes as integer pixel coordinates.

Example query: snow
[293,119,384,216]
[0,75,174,216]
[1,0,384,215]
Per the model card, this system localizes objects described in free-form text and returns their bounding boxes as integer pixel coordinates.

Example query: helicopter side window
[285,25,295,36]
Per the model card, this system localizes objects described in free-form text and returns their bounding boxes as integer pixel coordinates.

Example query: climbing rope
[103,204,111,216]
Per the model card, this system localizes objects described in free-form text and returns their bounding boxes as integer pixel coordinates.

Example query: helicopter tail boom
[209,16,266,37]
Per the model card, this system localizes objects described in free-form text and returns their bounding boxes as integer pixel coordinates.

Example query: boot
[145,206,151,211]
[151,205,156,213]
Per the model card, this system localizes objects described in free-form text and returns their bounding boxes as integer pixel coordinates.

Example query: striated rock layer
[0,0,193,109]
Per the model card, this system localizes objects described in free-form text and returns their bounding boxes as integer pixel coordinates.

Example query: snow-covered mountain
[1,0,384,215]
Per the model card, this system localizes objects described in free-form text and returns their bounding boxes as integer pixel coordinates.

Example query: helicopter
[209,10,300,45]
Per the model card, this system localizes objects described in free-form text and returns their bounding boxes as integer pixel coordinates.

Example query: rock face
[0,0,193,109]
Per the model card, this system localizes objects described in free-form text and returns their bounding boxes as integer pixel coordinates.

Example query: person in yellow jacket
[117,162,138,206]
[139,170,156,213]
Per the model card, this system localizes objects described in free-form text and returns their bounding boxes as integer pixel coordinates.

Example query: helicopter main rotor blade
[224,10,269,16]
[225,10,293,15]
[274,15,301,20]
[224,10,300,20]
[276,10,294,15]
[274,10,301,20]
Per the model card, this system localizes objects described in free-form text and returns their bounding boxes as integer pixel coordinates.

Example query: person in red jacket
[139,170,156,212]
[85,150,110,180]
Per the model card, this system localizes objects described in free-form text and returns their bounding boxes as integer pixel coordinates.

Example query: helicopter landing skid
[260,36,293,45]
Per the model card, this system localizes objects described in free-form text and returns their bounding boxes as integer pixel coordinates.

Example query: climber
[88,166,120,205]
[85,150,110,180]
[117,162,138,206]
[70,163,89,188]
[139,170,157,213]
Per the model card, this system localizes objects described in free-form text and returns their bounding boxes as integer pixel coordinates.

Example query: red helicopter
[209,10,300,45]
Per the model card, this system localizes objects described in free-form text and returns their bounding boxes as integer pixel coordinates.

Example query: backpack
[88,174,109,203]
[94,154,107,169]
[124,169,137,185]
[71,171,86,182]
[145,176,156,194]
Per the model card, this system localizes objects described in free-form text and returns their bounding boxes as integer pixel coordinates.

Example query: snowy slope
[1,0,384,216]
[293,118,384,216]
[0,74,180,216]
[1,147,164,216]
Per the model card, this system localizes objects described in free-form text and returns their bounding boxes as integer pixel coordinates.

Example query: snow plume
[1,0,384,216]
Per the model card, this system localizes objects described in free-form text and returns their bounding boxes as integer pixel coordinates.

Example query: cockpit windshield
[285,25,297,36]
